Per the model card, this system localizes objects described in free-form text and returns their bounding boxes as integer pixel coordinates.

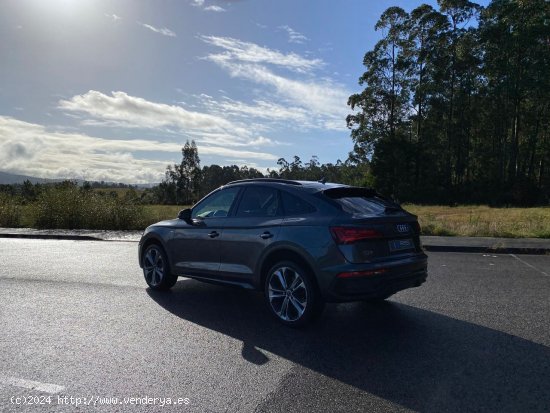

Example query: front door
[170,186,241,277]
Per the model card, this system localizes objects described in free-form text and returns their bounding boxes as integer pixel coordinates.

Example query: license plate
[389,239,414,252]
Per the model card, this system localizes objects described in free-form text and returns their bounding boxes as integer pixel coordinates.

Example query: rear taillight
[330,226,383,244]
[413,221,421,234]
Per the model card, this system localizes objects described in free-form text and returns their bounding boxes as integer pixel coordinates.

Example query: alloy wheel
[267,266,308,322]
[143,246,165,287]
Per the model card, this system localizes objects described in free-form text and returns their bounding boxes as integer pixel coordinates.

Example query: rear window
[281,191,316,215]
[236,186,280,217]
[323,187,399,215]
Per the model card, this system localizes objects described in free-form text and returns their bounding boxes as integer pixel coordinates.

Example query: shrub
[34,181,150,230]
[0,194,21,227]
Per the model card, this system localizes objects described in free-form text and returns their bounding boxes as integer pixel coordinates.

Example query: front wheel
[264,261,324,327]
[142,244,178,290]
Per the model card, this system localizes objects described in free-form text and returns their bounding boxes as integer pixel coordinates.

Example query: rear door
[218,186,282,281]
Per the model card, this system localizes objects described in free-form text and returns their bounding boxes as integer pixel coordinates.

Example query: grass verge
[403,205,550,238]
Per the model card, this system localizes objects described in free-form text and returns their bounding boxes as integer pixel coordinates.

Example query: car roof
[225,178,349,193]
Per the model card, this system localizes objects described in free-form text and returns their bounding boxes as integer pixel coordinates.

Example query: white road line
[0,375,65,394]
[510,254,549,277]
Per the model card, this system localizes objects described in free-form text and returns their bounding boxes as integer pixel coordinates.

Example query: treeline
[347,0,549,205]
[144,141,371,204]
[0,180,138,201]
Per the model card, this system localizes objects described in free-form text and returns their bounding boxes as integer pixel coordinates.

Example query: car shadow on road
[147,279,550,413]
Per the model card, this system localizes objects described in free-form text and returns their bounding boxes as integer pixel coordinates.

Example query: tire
[264,260,324,327]
[142,244,178,290]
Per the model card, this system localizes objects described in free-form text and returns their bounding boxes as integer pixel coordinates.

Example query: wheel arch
[139,234,170,269]
[257,245,319,292]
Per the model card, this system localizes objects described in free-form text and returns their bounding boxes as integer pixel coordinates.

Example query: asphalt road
[0,239,549,412]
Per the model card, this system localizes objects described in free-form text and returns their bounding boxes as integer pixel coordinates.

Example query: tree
[348,0,549,205]
[165,140,201,204]
[347,6,415,199]
[479,0,550,203]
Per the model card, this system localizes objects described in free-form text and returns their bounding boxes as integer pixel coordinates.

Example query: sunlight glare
[27,0,96,17]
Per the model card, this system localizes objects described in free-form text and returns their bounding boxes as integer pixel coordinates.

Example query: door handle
[208,231,220,238]
[260,232,273,239]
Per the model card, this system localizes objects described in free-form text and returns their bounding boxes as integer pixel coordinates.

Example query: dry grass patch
[403,205,550,238]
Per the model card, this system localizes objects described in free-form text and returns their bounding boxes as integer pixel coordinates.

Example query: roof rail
[226,178,302,186]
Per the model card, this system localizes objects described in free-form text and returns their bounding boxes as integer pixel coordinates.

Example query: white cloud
[59,90,243,137]
[58,90,291,149]
[197,94,308,124]
[201,36,349,131]
[105,13,121,22]
[0,116,277,183]
[247,136,290,147]
[197,146,277,160]
[204,5,226,12]
[208,58,349,130]
[221,100,309,123]
[191,1,226,12]
[279,25,308,44]
[193,93,334,133]
[138,22,176,37]
[201,35,323,73]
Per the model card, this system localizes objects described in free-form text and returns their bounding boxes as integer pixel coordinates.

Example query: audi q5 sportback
[139,179,428,326]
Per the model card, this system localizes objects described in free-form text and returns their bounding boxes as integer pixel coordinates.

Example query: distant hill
[0,170,157,188]
[0,171,61,185]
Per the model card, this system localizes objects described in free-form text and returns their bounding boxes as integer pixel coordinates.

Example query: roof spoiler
[322,187,403,212]
[226,178,302,186]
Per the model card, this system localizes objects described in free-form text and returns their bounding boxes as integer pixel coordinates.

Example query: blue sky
[0,0,488,183]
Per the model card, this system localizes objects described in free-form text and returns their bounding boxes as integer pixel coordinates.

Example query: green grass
[403,205,550,238]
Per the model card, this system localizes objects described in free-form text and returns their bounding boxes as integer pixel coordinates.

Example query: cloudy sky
[0,0,468,183]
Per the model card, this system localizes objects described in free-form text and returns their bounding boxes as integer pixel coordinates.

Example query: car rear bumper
[321,253,428,302]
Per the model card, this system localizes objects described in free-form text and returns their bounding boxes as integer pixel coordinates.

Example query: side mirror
[177,208,192,222]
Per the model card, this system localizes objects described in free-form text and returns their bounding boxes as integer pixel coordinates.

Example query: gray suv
[138,179,428,326]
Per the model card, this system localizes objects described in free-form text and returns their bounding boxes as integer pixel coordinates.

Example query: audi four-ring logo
[396,224,410,233]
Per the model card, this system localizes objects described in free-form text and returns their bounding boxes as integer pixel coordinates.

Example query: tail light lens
[330,226,383,244]
[413,221,421,234]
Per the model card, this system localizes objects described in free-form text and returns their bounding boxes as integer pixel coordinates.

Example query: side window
[281,191,316,216]
[192,187,240,219]
[236,187,280,218]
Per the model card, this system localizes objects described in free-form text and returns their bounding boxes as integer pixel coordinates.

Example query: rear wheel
[264,261,324,327]
[142,244,178,290]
